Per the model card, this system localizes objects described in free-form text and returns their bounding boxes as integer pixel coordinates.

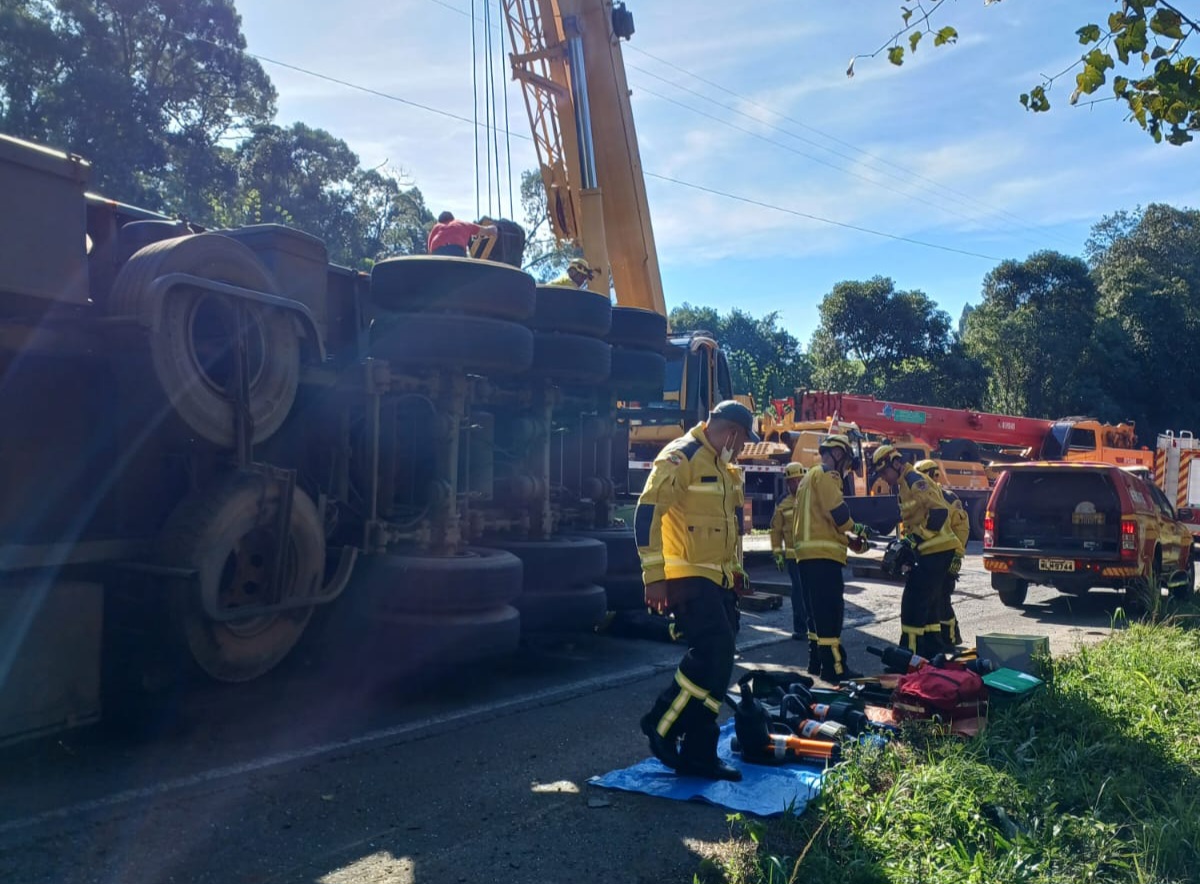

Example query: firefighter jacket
[768,492,798,561]
[897,464,960,555]
[791,465,856,564]
[941,487,970,552]
[635,424,745,588]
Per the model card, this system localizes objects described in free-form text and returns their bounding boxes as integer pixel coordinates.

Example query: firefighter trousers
[900,549,954,655]
[935,572,962,646]
[642,577,738,761]
[785,560,813,635]
[795,559,844,641]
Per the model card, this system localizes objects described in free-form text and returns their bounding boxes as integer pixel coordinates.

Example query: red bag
[891,665,988,723]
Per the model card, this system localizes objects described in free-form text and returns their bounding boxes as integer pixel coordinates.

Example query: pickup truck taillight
[983,515,994,549]
[1120,518,1138,560]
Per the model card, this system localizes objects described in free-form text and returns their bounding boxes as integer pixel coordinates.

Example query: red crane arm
[795,391,1053,450]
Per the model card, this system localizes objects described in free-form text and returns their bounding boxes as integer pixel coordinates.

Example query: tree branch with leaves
[855,0,1200,145]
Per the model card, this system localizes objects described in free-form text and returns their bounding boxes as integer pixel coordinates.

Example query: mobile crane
[502,0,748,504]
[743,390,1156,539]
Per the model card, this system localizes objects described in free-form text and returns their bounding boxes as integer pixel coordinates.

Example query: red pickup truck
[982,462,1195,615]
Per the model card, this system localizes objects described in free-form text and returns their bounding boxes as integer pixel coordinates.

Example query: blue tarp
[589,720,827,818]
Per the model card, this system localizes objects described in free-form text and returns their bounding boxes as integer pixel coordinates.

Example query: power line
[625,42,1072,244]
[176,30,1004,263]
[631,81,1030,239]
[645,172,1003,261]
[628,61,1054,249]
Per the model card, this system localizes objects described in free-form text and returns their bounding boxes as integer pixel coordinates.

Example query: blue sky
[235,1,1200,345]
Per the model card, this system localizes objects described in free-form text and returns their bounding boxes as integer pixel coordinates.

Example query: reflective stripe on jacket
[769,493,798,560]
[791,465,855,564]
[898,465,960,555]
[634,424,745,587]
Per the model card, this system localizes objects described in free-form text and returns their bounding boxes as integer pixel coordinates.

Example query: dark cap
[708,400,760,442]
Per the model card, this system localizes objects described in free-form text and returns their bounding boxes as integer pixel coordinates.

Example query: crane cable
[471,0,480,217]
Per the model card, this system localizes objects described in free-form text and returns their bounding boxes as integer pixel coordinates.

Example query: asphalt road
[0,544,1129,884]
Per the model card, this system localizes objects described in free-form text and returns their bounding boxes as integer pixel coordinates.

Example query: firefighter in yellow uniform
[769,463,812,660]
[871,446,961,656]
[636,400,758,782]
[915,460,968,646]
[791,435,869,681]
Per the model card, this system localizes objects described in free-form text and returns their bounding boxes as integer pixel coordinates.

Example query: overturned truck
[0,134,668,745]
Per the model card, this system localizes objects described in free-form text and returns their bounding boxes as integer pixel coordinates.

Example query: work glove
[731,564,753,597]
[852,522,870,539]
[773,551,786,571]
[645,579,670,615]
[949,553,963,577]
[848,534,869,554]
[902,534,920,553]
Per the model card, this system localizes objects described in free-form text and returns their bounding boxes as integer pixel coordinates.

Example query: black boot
[818,640,863,683]
[639,710,680,771]
[676,719,742,782]
[806,638,821,675]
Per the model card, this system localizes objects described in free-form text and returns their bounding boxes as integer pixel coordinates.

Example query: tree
[0,0,277,211]
[962,251,1100,418]
[856,1,1200,145]
[668,304,812,407]
[809,276,985,407]
[519,169,580,281]
[1089,204,1200,434]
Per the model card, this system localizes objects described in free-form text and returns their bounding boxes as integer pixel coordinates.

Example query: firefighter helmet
[784,462,806,479]
[871,444,902,470]
[818,434,853,457]
[914,459,940,477]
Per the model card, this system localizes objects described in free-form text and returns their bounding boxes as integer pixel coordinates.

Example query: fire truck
[740,391,1157,539]
[1156,431,1200,540]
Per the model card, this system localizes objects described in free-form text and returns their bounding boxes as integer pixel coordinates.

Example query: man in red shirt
[426,211,499,257]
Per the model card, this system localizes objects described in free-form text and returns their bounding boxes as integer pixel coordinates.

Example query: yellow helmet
[819,434,853,457]
[914,459,940,477]
[785,462,807,479]
[871,444,902,469]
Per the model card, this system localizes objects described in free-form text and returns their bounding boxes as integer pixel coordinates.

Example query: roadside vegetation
[701,607,1200,884]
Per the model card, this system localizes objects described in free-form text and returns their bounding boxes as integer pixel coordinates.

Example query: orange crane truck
[740,390,1156,539]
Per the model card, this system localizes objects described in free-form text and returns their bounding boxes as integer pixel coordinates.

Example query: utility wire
[625,42,1066,242]
[629,61,1053,249]
[632,82,1010,235]
[175,30,1003,263]
[645,172,1002,262]
[471,0,481,216]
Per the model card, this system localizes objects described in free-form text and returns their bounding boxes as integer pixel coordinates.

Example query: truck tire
[967,498,986,541]
[375,605,522,668]
[609,346,667,397]
[1124,553,1163,617]
[572,527,640,573]
[1171,557,1196,601]
[529,286,612,337]
[516,584,608,633]
[357,546,523,614]
[992,574,1029,608]
[109,233,301,448]
[158,474,324,683]
[371,255,535,321]
[529,332,612,384]
[483,536,607,591]
[608,307,667,350]
[370,312,534,375]
[601,573,646,610]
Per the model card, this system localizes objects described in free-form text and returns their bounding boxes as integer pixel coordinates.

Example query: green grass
[703,609,1200,884]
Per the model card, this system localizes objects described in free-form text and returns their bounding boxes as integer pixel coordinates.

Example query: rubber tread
[359,546,524,614]
[529,286,612,337]
[371,255,535,320]
[370,312,534,375]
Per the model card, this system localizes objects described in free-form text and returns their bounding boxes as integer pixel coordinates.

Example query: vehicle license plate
[1038,558,1075,572]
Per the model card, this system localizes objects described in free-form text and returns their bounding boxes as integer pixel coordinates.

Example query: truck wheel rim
[217,524,298,637]
[187,292,267,396]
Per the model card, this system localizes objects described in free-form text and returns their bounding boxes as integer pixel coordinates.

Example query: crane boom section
[796,391,1054,450]
[505,0,666,315]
